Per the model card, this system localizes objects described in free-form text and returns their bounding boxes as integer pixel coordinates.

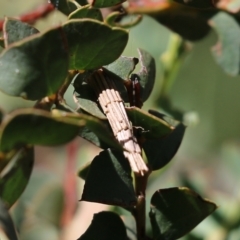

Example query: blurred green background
[1,0,240,239]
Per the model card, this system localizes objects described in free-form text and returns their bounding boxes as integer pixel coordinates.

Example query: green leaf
[0,26,69,100]
[137,48,156,102]
[68,5,103,21]
[92,0,126,8]
[3,18,39,47]
[78,161,91,180]
[0,199,19,240]
[78,211,127,240]
[0,109,84,152]
[79,126,113,149]
[173,0,215,8]
[105,12,142,28]
[0,147,34,208]
[63,19,128,70]
[209,12,240,76]
[81,149,137,206]
[126,107,172,139]
[143,110,186,170]
[152,5,212,41]
[73,72,107,119]
[149,187,217,240]
[104,55,138,81]
[50,0,77,15]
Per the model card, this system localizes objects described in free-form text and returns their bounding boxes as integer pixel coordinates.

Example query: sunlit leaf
[81,149,136,206]
[0,26,68,100]
[137,48,156,102]
[149,187,217,240]
[92,0,126,8]
[78,211,127,240]
[3,18,39,47]
[126,107,172,139]
[0,109,84,152]
[0,147,34,208]
[69,5,103,21]
[63,19,128,70]
[209,12,240,76]
[0,199,18,240]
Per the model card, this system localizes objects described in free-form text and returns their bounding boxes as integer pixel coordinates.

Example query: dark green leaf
[79,126,112,149]
[78,161,91,180]
[173,0,215,8]
[0,199,18,240]
[0,26,68,100]
[144,123,185,170]
[126,107,172,139]
[50,0,77,15]
[105,12,142,28]
[153,4,213,41]
[73,72,107,119]
[92,0,126,8]
[63,19,128,69]
[0,109,84,152]
[0,147,34,208]
[209,12,240,76]
[104,56,138,81]
[69,5,103,21]
[143,110,185,170]
[81,149,136,206]
[78,211,127,240]
[137,48,156,102]
[3,18,39,47]
[149,187,217,240]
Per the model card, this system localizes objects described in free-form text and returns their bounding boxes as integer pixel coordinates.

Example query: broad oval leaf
[0,26,69,100]
[209,12,240,76]
[0,109,84,152]
[81,149,137,206]
[0,147,34,208]
[50,0,77,15]
[63,19,128,70]
[149,187,217,240]
[92,0,126,8]
[3,18,39,47]
[137,48,156,102]
[0,199,18,240]
[104,56,138,81]
[68,5,103,21]
[143,110,186,170]
[126,107,172,139]
[78,211,127,240]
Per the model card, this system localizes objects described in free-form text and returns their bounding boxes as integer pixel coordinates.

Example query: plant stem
[134,172,150,240]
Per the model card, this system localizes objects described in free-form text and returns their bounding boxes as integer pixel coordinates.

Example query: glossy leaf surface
[209,12,240,76]
[63,19,128,70]
[0,199,18,240]
[78,211,127,240]
[81,149,136,206]
[149,187,217,240]
[0,26,68,100]
[3,18,39,47]
[0,147,34,208]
